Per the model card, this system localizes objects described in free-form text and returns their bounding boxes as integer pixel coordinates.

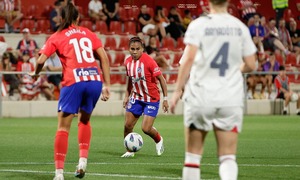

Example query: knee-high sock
[54,131,69,169]
[78,121,91,158]
[219,155,238,180]
[182,152,201,180]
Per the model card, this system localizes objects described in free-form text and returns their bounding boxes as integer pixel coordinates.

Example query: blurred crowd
[0,0,300,101]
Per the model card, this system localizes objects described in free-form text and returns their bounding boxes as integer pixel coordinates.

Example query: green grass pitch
[0,115,299,180]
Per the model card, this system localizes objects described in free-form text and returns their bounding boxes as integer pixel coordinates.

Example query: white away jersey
[183,13,256,107]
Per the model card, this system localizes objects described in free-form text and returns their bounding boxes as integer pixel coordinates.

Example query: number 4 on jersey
[210,42,229,76]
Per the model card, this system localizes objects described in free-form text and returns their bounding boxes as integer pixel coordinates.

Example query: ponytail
[58,2,79,31]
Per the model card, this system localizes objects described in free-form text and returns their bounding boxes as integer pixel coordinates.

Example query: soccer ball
[291,93,299,102]
[124,132,143,152]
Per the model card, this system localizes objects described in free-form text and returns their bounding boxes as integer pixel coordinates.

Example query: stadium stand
[109,21,122,35]
[95,21,108,34]
[104,36,117,51]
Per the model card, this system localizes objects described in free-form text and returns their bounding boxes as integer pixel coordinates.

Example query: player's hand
[101,86,110,101]
[170,90,183,114]
[123,97,129,108]
[28,71,40,80]
[163,100,169,113]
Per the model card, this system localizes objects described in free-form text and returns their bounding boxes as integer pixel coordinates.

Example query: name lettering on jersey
[65,29,87,37]
[76,67,99,76]
[205,27,242,36]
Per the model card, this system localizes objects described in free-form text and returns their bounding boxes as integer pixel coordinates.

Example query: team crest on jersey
[137,67,142,73]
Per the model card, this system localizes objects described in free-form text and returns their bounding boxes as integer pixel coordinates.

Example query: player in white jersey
[170,0,256,180]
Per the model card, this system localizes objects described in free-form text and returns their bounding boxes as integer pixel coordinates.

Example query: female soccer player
[30,2,110,180]
[170,0,257,179]
[121,36,169,158]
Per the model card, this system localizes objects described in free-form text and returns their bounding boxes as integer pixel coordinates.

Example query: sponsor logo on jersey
[75,67,99,76]
[147,105,156,110]
[131,76,146,83]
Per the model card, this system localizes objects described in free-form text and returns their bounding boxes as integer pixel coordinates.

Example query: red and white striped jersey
[0,0,15,11]
[40,25,103,87]
[125,53,162,102]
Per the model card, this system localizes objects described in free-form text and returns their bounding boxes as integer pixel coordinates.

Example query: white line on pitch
[0,162,299,167]
[0,169,185,180]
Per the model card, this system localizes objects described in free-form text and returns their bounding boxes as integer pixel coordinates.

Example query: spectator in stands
[238,0,259,24]
[254,54,268,99]
[182,9,193,31]
[17,50,55,101]
[278,18,293,51]
[199,0,210,15]
[102,0,119,26]
[154,6,182,41]
[50,0,62,32]
[88,0,107,22]
[288,19,300,62]
[263,18,290,55]
[1,52,20,100]
[16,28,39,58]
[274,65,300,115]
[0,0,23,33]
[145,36,172,71]
[167,6,185,36]
[249,13,265,54]
[262,51,280,99]
[138,4,166,40]
[44,53,62,90]
[272,0,289,27]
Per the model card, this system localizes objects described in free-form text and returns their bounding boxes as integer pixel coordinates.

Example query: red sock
[54,131,69,169]
[153,132,161,143]
[78,121,91,158]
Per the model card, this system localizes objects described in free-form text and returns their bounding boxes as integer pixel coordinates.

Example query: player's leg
[54,83,83,179]
[283,92,291,115]
[75,81,102,178]
[122,99,142,157]
[213,107,242,180]
[182,126,207,180]
[141,101,164,155]
[214,127,238,180]
[54,111,75,179]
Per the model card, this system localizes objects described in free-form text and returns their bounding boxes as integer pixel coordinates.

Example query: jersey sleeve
[91,32,102,50]
[39,35,57,57]
[241,24,257,57]
[146,54,161,77]
[184,19,202,47]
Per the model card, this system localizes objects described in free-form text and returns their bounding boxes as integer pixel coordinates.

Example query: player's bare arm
[157,74,169,113]
[170,44,197,114]
[96,47,111,101]
[240,54,256,73]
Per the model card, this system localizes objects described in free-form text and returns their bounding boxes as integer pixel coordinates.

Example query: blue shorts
[126,98,160,117]
[58,81,102,114]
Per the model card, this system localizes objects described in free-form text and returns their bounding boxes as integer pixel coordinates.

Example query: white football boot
[156,137,164,156]
[121,151,135,158]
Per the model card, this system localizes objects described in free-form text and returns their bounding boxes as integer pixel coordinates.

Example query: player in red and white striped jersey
[121,36,169,158]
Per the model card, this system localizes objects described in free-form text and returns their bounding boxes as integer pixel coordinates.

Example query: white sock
[79,157,87,164]
[284,106,288,111]
[182,152,201,180]
[219,155,238,180]
[55,169,63,176]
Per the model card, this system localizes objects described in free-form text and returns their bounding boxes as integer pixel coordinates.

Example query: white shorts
[184,104,243,133]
